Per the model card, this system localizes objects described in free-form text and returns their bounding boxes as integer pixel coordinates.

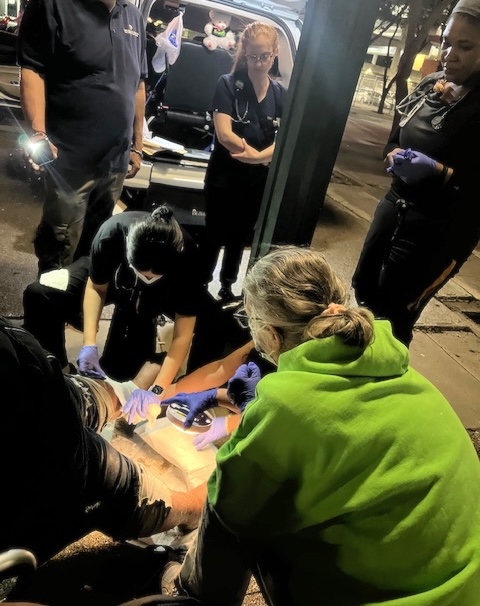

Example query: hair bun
[152,204,172,221]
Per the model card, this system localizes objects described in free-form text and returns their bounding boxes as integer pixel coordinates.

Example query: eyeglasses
[245,52,274,64]
[233,306,250,330]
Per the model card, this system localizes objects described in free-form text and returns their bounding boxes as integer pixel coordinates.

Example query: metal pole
[250,0,382,263]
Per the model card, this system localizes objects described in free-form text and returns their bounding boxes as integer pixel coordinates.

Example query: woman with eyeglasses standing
[198,21,286,303]
[352,0,480,347]
[22,205,247,395]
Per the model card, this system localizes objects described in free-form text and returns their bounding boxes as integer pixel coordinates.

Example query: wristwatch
[149,384,164,396]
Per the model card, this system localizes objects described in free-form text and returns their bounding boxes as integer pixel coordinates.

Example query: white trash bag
[152,13,184,73]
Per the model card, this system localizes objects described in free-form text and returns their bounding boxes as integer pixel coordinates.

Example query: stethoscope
[233,98,250,124]
[396,80,469,130]
[232,79,251,124]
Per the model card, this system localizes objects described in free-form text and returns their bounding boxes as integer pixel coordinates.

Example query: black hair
[126,205,184,275]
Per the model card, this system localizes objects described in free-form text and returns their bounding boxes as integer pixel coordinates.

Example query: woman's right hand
[77,345,106,379]
[384,147,403,169]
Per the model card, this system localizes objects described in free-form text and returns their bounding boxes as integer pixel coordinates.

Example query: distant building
[0,0,20,18]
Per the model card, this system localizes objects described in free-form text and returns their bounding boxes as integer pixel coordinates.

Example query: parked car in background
[0,30,19,109]
[124,0,304,238]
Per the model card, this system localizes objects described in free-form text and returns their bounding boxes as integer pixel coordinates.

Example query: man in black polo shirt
[17,0,148,273]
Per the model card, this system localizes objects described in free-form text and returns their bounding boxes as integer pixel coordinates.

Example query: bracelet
[131,147,143,159]
[32,130,48,140]
[439,164,448,181]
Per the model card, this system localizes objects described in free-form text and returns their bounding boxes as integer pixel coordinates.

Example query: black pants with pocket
[352,193,474,346]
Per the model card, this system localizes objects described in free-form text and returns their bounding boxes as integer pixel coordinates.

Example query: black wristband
[149,384,164,396]
[440,164,448,181]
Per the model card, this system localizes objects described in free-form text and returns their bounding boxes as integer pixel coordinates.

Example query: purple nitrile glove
[386,148,437,185]
[226,362,261,410]
[77,345,106,379]
[123,388,164,425]
[162,389,218,429]
[193,417,229,450]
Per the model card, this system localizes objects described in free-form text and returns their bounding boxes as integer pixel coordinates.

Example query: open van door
[123,0,302,237]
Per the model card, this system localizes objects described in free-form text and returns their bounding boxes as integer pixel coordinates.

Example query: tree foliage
[373,1,456,131]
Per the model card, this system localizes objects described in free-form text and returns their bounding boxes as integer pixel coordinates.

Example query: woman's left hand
[230,139,263,164]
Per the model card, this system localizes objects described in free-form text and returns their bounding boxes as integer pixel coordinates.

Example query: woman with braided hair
[162,245,480,605]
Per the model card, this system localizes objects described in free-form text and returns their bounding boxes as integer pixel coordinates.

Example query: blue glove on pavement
[123,388,164,425]
[386,148,437,185]
[77,345,106,379]
[193,417,229,450]
[162,389,218,429]
[226,362,261,410]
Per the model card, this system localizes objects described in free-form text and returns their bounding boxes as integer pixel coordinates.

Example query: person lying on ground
[0,316,206,568]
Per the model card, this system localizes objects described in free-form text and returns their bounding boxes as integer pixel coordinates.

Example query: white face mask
[250,321,279,367]
[130,265,163,285]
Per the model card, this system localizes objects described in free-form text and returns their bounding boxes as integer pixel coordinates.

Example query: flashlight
[19,134,55,166]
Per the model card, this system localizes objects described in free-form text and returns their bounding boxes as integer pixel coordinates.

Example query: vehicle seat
[150,41,233,147]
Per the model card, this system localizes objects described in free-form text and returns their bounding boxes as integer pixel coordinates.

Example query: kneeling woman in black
[23,205,246,386]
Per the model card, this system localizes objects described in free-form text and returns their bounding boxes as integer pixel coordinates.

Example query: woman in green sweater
[165,245,480,605]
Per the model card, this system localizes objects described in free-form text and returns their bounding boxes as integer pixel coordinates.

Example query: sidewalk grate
[441,299,480,326]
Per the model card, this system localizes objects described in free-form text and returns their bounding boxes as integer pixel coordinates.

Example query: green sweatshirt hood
[278,319,409,380]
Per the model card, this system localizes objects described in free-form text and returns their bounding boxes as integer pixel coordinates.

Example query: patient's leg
[83,431,206,541]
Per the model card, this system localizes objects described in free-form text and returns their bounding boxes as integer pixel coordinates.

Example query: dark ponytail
[126,204,184,274]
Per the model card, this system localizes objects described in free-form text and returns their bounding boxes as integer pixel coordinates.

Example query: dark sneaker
[218,286,241,302]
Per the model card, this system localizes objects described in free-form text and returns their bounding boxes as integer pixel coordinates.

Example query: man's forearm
[20,67,46,133]
[132,80,146,150]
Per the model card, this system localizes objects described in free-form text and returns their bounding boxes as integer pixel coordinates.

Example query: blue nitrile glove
[77,345,106,379]
[123,388,164,425]
[193,417,229,450]
[386,148,437,185]
[162,389,218,429]
[226,362,261,410]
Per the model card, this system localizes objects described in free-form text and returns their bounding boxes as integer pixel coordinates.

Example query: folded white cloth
[39,268,69,291]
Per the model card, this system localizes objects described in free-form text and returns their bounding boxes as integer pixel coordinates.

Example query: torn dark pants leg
[82,431,173,541]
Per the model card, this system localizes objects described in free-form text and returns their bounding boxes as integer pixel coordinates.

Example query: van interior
[144,0,294,151]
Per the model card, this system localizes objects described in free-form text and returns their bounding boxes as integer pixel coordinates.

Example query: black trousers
[23,256,156,380]
[199,176,267,287]
[352,194,474,346]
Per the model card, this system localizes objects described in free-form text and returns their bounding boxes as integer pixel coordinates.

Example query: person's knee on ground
[23,280,70,368]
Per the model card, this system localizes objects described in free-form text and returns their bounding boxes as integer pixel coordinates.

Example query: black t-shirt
[17,0,148,175]
[384,71,480,254]
[206,72,286,188]
[90,211,202,318]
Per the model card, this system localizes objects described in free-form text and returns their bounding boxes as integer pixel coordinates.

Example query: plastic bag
[152,13,184,73]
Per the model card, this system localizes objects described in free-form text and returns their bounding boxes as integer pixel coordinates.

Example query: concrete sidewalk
[326,103,480,429]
